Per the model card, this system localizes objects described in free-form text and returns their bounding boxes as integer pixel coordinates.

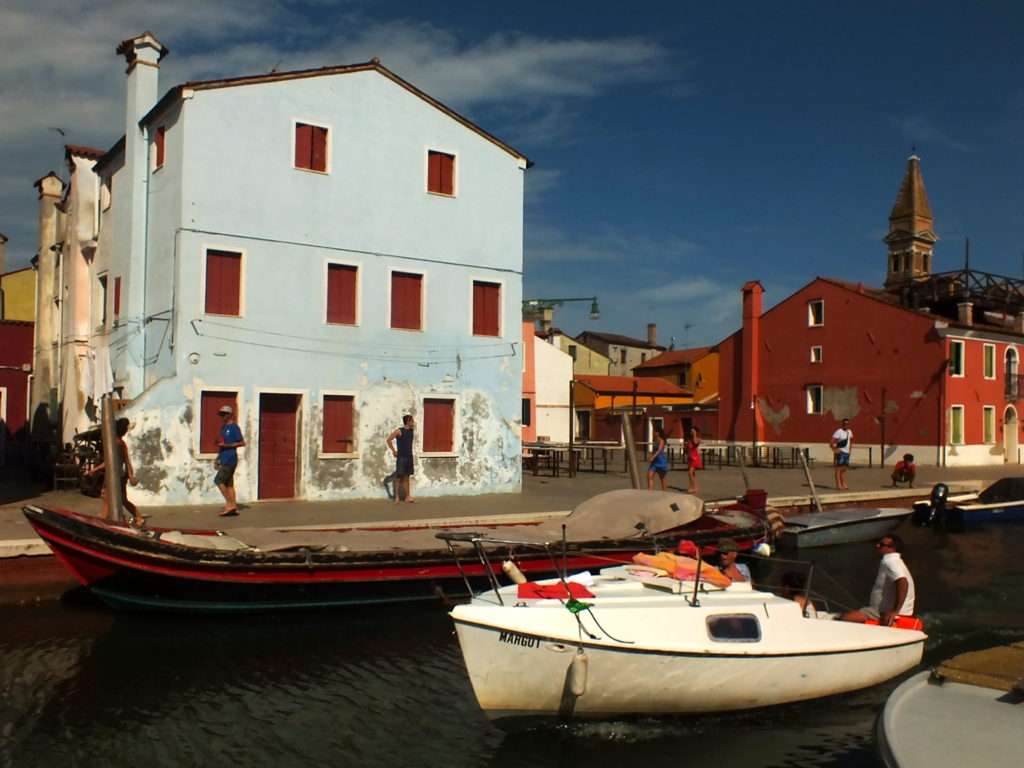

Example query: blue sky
[2,1,1022,347]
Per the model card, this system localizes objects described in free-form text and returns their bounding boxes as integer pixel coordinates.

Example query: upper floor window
[97,273,108,328]
[983,344,996,380]
[427,150,455,195]
[567,345,578,361]
[811,345,823,363]
[949,340,965,377]
[391,271,423,330]
[472,280,500,336]
[113,276,122,323]
[619,349,626,364]
[806,384,823,415]
[295,122,328,173]
[205,249,242,316]
[808,299,824,327]
[101,176,112,212]
[154,126,166,169]
[326,263,358,325]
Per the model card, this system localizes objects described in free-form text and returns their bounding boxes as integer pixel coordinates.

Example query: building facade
[576,325,665,376]
[55,33,529,503]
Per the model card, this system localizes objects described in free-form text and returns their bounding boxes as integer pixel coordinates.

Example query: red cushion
[517,581,595,599]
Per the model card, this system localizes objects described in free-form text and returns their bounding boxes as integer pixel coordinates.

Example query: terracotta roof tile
[634,346,712,369]
[575,375,689,396]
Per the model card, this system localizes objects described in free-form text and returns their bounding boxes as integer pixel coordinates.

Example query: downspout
[141,123,152,388]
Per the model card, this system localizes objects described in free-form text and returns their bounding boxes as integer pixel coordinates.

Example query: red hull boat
[23,490,770,612]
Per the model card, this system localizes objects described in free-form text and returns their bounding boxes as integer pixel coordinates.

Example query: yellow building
[633,346,719,405]
[547,329,610,375]
[0,267,36,322]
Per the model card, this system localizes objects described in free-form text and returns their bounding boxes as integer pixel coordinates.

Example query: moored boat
[445,540,926,720]
[22,489,769,612]
[876,643,1024,768]
[913,479,1024,530]
[779,507,911,549]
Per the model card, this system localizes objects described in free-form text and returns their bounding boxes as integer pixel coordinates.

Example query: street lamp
[522,296,601,332]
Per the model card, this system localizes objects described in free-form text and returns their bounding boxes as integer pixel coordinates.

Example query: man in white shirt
[841,534,916,625]
[831,417,853,490]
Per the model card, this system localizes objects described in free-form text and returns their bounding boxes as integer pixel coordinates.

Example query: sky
[2,1,1022,347]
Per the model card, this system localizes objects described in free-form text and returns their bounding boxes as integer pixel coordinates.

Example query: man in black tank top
[386,414,416,503]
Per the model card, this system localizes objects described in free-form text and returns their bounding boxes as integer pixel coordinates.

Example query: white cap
[218,405,233,415]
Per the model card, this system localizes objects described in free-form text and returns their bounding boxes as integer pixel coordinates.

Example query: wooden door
[259,393,299,499]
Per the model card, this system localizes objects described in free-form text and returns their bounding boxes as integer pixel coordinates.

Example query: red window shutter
[155,126,166,168]
[391,272,422,330]
[113,276,122,318]
[423,398,454,452]
[473,281,500,336]
[322,395,354,453]
[326,264,357,324]
[439,153,454,195]
[311,126,328,172]
[205,250,241,315]
[428,151,441,192]
[295,123,312,169]
[200,391,237,454]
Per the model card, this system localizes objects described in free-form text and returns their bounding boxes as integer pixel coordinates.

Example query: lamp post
[522,296,600,334]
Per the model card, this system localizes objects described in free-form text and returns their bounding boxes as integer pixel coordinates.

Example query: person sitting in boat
[841,534,916,626]
[717,538,750,582]
[781,571,818,618]
[891,453,916,488]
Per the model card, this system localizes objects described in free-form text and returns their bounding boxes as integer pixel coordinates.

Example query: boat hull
[453,619,924,719]
[780,511,909,549]
[876,670,1024,768]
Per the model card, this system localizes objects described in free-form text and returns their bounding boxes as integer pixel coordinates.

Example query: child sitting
[891,453,916,488]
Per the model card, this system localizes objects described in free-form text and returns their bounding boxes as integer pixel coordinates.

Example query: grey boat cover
[159,489,704,554]
[976,477,1024,505]
[936,642,1024,692]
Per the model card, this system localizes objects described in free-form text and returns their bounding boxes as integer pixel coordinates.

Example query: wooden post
[799,448,823,515]
[568,379,575,477]
[622,411,641,489]
[100,394,126,523]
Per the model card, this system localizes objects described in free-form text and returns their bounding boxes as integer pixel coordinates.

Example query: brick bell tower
[884,154,938,290]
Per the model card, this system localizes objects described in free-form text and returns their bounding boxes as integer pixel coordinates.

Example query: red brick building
[718,156,1024,466]
[0,320,34,464]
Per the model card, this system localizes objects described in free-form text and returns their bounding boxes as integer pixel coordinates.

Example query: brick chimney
[741,281,766,444]
[647,322,657,346]
[30,172,65,440]
[957,301,973,326]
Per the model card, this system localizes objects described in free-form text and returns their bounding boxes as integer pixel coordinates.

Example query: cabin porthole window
[707,614,761,642]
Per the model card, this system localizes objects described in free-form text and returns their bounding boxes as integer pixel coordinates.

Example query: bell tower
[884,154,938,290]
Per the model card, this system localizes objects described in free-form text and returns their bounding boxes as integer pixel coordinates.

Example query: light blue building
[86,32,528,504]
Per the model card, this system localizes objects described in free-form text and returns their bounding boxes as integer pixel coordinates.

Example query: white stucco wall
[534,338,572,443]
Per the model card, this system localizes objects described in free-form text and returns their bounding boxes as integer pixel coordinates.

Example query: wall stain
[758,397,790,436]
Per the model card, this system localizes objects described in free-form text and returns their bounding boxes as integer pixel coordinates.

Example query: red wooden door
[259,393,299,499]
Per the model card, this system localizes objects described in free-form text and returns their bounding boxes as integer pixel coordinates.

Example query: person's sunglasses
[876,540,892,548]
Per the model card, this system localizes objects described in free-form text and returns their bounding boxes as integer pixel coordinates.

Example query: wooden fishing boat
[22,489,769,612]
[876,643,1024,768]
[778,507,911,549]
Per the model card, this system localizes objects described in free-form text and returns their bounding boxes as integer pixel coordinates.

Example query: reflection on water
[2,523,1023,768]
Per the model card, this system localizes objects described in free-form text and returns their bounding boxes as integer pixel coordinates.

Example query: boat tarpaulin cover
[976,477,1024,505]
[937,642,1024,692]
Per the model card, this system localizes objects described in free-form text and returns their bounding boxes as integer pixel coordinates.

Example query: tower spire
[884,154,938,290]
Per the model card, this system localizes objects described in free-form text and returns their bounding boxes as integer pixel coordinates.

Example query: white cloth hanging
[92,345,114,400]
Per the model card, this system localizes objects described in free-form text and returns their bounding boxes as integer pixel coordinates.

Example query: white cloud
[526,222,699,265]
[0,2,679,266]
[893,114,973,154]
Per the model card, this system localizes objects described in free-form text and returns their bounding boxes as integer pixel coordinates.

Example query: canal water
[2,522,1023,768]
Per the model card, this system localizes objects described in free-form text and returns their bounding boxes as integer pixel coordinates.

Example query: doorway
[259,393,300,499]
[1004,406,1018,464]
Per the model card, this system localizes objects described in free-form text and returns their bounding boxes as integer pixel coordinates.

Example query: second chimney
[647,323,657,346]
[957,301,973,326]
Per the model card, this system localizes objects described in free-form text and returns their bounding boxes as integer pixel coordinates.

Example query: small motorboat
[876,643,1024,768]
[22,489,769,612]
[778,507,911,549]
[913,479,1024,531]
[443,536,926,720]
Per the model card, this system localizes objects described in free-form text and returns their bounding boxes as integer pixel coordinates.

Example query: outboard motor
[913,482,949,527]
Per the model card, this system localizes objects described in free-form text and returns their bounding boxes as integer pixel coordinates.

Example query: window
[640,353,647,363]
[200,391,238,455]
[810,346,823,363]
[97,274,108,327]
[294,122,328,172]
[984,344,996,379]
[807,384,823,415]
[890,255,898,273]
[423,398,455,453]
[322,394,355,455]
[113,276,122,322]
[949,405,965,445]
[101,176,112,211]
[472,280,500,336]
[427,150,455,195]
[983,405,996,445]
[923,252,931,272]
[707,614,761,642]
[949,340,965,377]
[390,271,423,330]
[619,349,626,364]
[808,300,824,326]
[326,264,358,325]
[154,126,166,169]
[567,345,578,361]
[522,398,532,427]
[205,249,242,316]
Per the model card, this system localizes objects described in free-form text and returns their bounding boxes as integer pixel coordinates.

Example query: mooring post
[100,394,126,523]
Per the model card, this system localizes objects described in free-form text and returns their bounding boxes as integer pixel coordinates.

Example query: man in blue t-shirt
[215,405,246,516]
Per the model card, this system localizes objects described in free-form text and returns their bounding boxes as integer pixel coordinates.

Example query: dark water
[3,523,1023,768]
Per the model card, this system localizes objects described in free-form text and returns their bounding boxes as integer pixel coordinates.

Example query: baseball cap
[218,405,233,415]
[718,537,739,553]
